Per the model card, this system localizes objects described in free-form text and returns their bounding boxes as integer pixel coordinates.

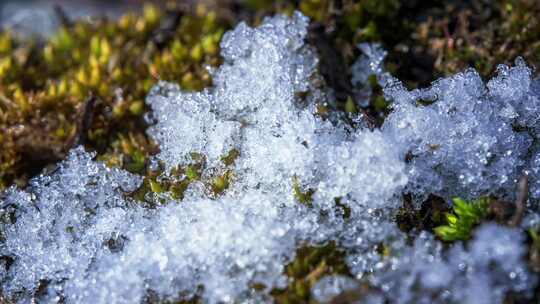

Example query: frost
[63,192,304,303]
[311,275,359,302]
[1,12,407,303]
[351,43,387,107]
[317,131,407,209]
[351,42,540,203]
[379,58,539,203]
[0,147,142,301]
[142,11,406,302]
[146,82,241,170]
[1,10,539,304]
[351,42,399,108]
[372,224,536,304]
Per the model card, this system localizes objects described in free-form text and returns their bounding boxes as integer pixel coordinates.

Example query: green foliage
[434,197,490,242]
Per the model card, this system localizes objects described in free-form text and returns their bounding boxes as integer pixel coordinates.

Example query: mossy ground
[1,1,540,302]
[0,3,225,189]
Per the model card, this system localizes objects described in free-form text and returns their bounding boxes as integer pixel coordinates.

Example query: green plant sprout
[434,197,490,242]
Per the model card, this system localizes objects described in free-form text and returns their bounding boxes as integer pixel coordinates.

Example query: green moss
[210,171,233,195]
[434,197,490,242]
[149,179,165,194]
[185,165,201,181]
[129,149,237,204]
[169,179,191,200]
[5,1,536,191]
[0,3,228,190]
[220,148,240,166]
[271,242,352,303]
[292,176,315,206]
[344,96,358,114]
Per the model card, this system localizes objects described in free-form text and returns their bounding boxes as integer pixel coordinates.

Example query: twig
[510,175,528,227]
[53,4,72,28]
[69,96,97,147]
[305,261,327,286]
[151,9,183,50]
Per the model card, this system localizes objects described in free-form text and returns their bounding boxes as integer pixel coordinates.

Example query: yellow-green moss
[271,242,352,303]
[0,3,228,189]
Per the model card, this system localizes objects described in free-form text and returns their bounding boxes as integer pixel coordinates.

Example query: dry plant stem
[73,96,97,146]
[510,175,528,227]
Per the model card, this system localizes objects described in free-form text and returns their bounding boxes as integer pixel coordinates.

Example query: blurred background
[0,0,156,37]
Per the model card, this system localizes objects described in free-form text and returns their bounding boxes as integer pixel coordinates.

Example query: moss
[396,194,450,233]
[5,1,537,191]
[129,147,240,204]
[344,96,358,114]
[0,3,228,190]
[220,148,240,166]
[406,0,540,80]
[185,165,201,181]
[271,242,352,303]
[292,176,315,207]
[434,197,490,242]
[210,170,233,195]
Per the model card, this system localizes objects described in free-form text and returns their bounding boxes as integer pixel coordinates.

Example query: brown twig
[69,96,97,147]
[151,9,183,50]
[509,175,528,227]
[53,4,72,28]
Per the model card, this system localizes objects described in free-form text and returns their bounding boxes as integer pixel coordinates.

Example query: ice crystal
[371,224,535,304]
[371,60,536,203]
[1,12,407,303]
[311,275,359,303]
[351,43,540,203]
[0,147,142,302]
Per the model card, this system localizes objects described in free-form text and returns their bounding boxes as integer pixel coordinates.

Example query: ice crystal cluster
[372,224,534,304]
[357,46,540,202]
[0,148,143,302]
[1,11,540,304]
[310,275,360,303]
